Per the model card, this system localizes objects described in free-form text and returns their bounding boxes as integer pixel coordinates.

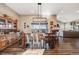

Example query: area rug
[22,49,45,55]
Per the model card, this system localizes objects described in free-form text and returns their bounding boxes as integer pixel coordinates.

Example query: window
[31,23,39,29]
[40,23,48,29]
[31,22,48,33]
[58,21,75,30]
[31,23,48,29]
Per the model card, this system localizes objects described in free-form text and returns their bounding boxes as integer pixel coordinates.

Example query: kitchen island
[63,30,79,38]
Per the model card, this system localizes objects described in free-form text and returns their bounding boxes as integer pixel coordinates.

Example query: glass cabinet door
[0,19,6,29]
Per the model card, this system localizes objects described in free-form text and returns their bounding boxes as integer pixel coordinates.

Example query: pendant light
[33,3,47,20]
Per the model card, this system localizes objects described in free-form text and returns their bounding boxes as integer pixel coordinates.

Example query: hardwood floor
[1,38,79,55]
[44,38,79,55]
[0,48,25,55]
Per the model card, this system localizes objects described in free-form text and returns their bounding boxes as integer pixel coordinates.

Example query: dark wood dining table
[44,30,59,49]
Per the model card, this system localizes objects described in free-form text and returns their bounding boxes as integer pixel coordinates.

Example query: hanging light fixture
[32,3,47,33]
[33,3,47,20]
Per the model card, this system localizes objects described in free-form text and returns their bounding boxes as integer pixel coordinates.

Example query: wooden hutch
[0,14,19,51]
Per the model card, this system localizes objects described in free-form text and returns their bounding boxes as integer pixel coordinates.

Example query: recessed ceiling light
[61,10,64,13]
[76,10,79,13]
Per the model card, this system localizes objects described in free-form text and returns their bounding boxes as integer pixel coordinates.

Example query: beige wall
[0,3,20,29]
[19,15,57,33]
[48,15,57,32]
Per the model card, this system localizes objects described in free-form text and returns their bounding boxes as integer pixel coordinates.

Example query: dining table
[44,30,59,49]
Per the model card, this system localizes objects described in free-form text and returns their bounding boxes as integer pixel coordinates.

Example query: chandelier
[33,3,47,20]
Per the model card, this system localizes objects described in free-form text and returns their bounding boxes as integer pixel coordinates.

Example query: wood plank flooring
[1,38,79,55]
[44,38,79,55]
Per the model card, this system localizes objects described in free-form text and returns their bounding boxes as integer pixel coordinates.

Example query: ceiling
[5,3,79,22]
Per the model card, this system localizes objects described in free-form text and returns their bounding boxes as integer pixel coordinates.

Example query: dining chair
[26,34,33,48]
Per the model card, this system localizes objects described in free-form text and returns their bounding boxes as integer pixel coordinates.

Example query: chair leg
[45,43,48,49]
[41,40,44,49]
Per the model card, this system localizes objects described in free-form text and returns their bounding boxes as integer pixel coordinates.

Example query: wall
[48,15,57,32]
[0,3,20,30]
[19,15,57,33]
